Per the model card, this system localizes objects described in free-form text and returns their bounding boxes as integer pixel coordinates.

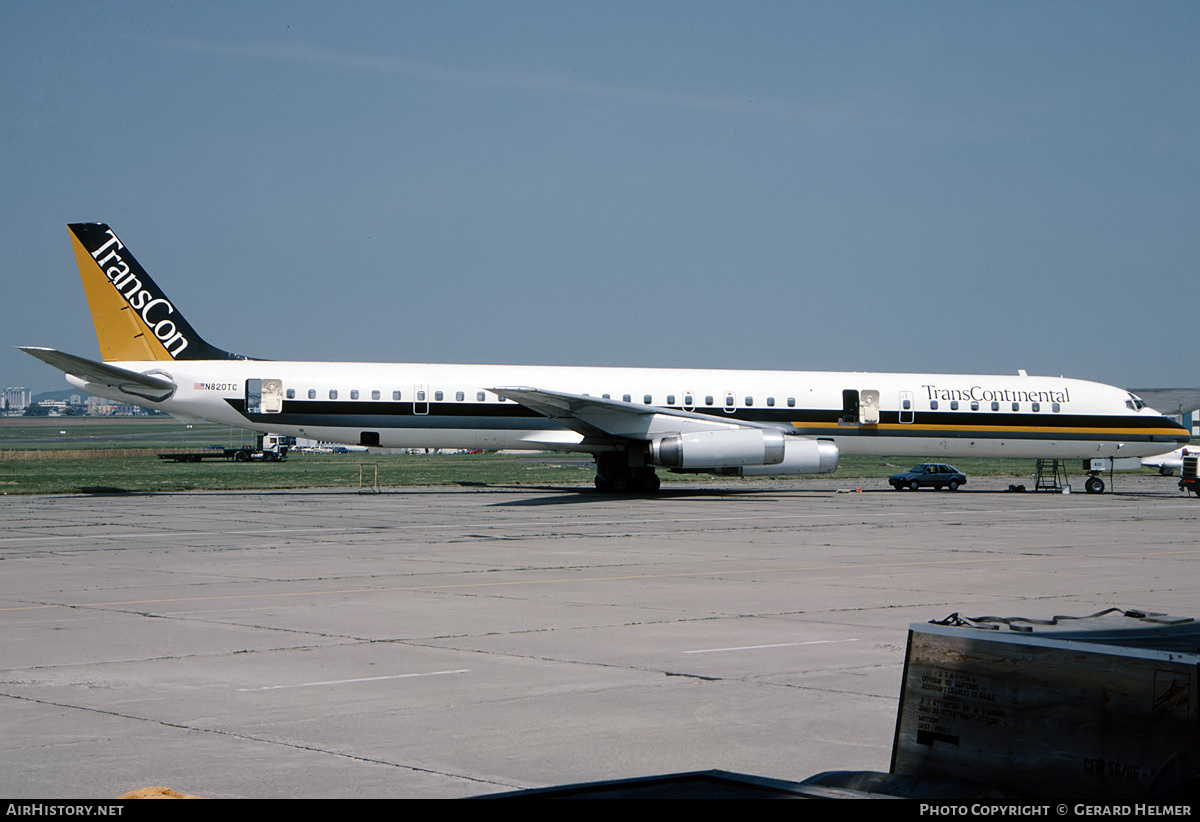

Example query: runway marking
[685,639,860,654]
[0,527,362,544]
[0,503,1189,544]
[2,546,1197,612]
[237,669,469,691]
[0,515,849,543]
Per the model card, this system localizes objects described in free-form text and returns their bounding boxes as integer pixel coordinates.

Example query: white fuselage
[71,360,1188,462]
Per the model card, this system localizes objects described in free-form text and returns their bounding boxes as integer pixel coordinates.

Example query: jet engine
[650,429,838,475]
[741,437,839,475]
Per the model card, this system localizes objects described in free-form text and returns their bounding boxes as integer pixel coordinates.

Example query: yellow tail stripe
[71,230,175,362]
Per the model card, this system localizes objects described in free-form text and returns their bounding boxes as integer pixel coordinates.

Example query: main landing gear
[1084,474,1105,494]
[593,451,661,494]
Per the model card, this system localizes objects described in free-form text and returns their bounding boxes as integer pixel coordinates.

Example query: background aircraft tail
[68,223,244,362]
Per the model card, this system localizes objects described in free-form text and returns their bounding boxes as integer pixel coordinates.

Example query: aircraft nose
[1164,415,1192,444]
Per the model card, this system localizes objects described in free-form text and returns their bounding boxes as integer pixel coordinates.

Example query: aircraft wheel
[1084,476,1104,494]
[909,480,919,491]
[636,470,661,494]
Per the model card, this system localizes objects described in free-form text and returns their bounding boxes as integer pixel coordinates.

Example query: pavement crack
[0,691,517,790]
[664,671,722,681]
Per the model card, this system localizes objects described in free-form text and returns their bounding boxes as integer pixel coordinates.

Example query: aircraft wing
[493,386,790,442]
[18,346,177,402]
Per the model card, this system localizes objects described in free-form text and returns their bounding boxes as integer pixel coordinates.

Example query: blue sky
[4,1,1197,395]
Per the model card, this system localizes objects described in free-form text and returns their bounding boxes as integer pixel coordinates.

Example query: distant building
[4,386,31,413]
[85,396,116,415]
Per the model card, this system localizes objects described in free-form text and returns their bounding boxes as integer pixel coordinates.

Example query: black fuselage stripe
[225,399,1182,442]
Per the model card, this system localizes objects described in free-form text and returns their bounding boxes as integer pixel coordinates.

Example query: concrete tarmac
[0,474,1196,798]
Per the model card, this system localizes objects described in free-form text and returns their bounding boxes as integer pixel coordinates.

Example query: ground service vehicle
[1179,454,1200,497]
[159,434,293,463]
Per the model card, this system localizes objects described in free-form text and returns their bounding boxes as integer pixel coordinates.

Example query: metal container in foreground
[891,610,1200,800]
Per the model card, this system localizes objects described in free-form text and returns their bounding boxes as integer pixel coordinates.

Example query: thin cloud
[158,38,787,116]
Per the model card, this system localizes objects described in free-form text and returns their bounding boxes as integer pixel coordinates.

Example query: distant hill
[32,388,82,404]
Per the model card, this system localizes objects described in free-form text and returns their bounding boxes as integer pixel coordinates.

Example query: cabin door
[246,378,283,414]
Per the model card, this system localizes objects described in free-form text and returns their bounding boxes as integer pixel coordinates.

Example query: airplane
[19,223,1190,494]
[1141,446,1194,476]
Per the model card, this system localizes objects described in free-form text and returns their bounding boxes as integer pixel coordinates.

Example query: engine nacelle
[740,437,839,475]
[650,429,787,469]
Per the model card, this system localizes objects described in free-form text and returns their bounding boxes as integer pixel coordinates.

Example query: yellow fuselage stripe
[792,421,1184,437]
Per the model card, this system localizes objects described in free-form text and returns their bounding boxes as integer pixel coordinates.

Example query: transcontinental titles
[89,229,190,357]
[922,385,1071,405]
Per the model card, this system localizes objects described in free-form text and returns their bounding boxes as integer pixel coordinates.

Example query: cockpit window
[1126,393,1146,410]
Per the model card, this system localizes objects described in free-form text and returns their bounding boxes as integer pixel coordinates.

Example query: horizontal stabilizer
[18,346,177,402]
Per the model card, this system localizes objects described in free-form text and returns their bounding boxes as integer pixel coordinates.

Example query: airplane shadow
[486,484,831,506]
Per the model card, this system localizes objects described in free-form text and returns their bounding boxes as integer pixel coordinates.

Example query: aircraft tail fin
[68,223,243,362]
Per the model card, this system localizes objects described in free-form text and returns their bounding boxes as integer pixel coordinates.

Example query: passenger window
[1012,402,1019,412]
[744,396,753,406]
[684,394,694,405]
[991,401,999,411]
[667,394,676,405]
[329,390,338,400]
[602,394,610,399]
[767,397,775,407]
[623,394,631,403]
[705,396,714,405]
[644,394,652,404]
[477,391,486,402]
[971,401,979,411]
[417,390,425,401]
[286,388,295,399]
[393,390,402,401]
[1032,402,1040,412]
[902,399,911,410]
[725,396,734,407]
[456,391,464,402]
[434,391,443,401]
[1052,403,1060,412]
[787,398,795,407]
[371,390,380,400]
[351,390,359,400]
[950,400,958,410]
[308,389,316,399]
[930,400,938,410]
